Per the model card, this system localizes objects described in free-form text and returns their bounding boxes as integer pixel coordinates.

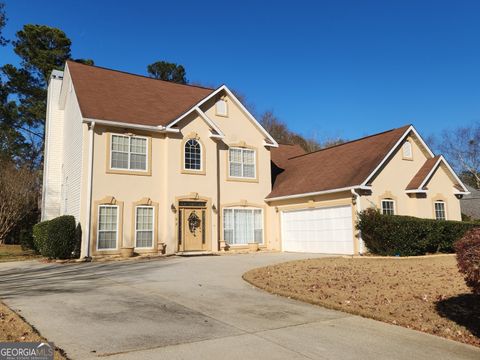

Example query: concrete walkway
[0,253,478,359]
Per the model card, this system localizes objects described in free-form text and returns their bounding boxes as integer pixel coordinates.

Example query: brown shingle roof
[405,156,440,190]
[271,144,306,169]
[66,60,215,126]
[267,125,411,199]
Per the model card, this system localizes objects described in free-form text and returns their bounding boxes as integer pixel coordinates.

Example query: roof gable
[406,155,469,194]
[267,125,411,199]
[66,61,214,126]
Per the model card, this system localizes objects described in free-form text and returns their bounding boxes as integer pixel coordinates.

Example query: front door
[178,201,207,252]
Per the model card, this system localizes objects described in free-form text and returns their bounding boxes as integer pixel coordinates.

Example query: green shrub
[455,228,480,294]
[19,228,37,252]
[32,220,49,254]
[41,215,77,259]
[357,208,477,256]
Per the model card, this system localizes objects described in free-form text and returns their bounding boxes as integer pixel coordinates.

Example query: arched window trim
[402,140,413,160]
[183,138,203,172]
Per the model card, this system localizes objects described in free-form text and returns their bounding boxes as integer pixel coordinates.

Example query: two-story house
[42,61,469,257]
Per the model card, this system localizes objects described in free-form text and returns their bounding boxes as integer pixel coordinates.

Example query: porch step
[176,251,217,257]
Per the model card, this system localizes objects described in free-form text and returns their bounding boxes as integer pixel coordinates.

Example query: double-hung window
[434,201,446,220]
[223,208,263,245]
[135,206,154,248]
[381,199,395,215]
[97,205,118,250]
[229,147,256,179]
[111,134,147,171]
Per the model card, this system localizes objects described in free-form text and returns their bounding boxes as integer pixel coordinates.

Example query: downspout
[351,188,364,255]
[84,121,95,259]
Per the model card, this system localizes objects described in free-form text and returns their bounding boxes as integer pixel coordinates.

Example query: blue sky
[2,0,479,142]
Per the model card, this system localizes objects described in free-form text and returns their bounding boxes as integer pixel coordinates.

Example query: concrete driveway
[0,253,478,360]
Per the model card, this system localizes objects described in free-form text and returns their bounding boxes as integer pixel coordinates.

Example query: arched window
[403,141,412,159]
[184,139,202,171]
[216,99,228,116]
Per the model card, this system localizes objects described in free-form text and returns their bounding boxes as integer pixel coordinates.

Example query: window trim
[227,146,258,182]
[183,138,204,173]
[215,98,228,117]
[434,201,447,220]
[402,140,413,160]
[97,204,119,251]
[134,205,155,249]
[222,207,264,246]
[381,199,396,215]
[107,133,151,176]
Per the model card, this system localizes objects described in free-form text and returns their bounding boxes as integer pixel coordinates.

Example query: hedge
[32,220,49,254]
[32,215,78,259]
[454,228,480,294]
[357,208,478,256]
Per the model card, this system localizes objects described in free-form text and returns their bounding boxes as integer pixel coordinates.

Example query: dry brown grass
[0,244,39,262]
[0,301,67,359]
[243,255,480,347]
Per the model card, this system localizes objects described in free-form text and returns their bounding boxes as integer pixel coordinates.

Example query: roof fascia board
[221,86,278,148]
[362,125,435,186]
[431,155,469,193]
[265,185,371,202]
[418,157,443,190]
[166,85,279,148]
[83,118,171,132]
[195,107,225,137]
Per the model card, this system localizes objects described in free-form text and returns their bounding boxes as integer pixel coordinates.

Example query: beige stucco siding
[364,136,462,220]
[83,90,274,256]
[88,125,167,254]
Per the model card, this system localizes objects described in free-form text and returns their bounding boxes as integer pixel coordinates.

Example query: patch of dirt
[0,244,39,262]
[243,255,480,347]
[0,301,68,359]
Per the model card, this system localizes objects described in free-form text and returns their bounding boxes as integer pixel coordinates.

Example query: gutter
[84,121,95,259]
[351,188,364,255]
[82,118,179,133]
[265,185,371,202]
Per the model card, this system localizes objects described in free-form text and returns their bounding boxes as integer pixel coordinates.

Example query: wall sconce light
[171,203,177,213]
[212,204,217,213]
[351,195,357,205]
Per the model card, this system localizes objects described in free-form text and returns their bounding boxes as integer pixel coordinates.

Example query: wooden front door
[178,201,207,252]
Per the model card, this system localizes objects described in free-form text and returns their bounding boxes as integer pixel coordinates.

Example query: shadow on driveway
[0,258,176,299]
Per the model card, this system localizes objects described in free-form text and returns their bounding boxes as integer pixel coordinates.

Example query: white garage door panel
[281,205,354,254]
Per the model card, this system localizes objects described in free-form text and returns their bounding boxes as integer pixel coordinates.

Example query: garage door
[281,205,354,254]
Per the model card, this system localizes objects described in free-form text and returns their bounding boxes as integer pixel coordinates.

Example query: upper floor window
[229,147,256,179]
[402,141,413,160]
[434,201,446,220]
[216,99,228,116]
[111,134,147,171]
[381,199,395,215]
[184,139,202,171]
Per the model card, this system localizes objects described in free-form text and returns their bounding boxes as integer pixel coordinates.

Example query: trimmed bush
[454,228,480,294]
[32,220,49,254]
[33,216,77,259]
[357,208,477,256]
[41,215,76,259]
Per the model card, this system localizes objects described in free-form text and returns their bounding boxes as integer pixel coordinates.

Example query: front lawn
[0,244,39,262]
[243,255,479,347]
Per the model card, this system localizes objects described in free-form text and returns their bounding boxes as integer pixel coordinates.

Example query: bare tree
[438,123,480,189]
[0,158,38,243]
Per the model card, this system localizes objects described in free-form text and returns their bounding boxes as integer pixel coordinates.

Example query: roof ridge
[66,60,216,91]
[287,124,412,161]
